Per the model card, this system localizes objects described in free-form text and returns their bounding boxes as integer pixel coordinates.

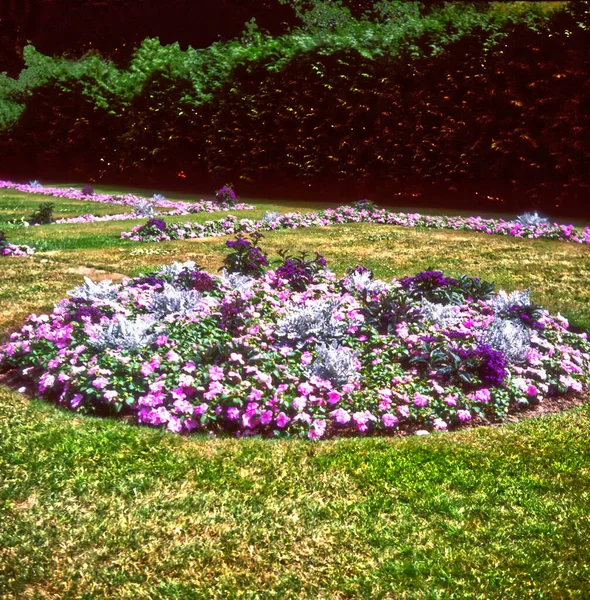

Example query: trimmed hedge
[0,2,588,214]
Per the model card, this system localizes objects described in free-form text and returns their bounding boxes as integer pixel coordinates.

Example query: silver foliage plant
[479,318,531,363]
[219,269,255,291]
[491,289,532,314]
[69,277,120,303]
[515,212,550,227]
[276,298,348,348]
[133,196,157,217]
[342,270,389,295]
[305,343,360,388]
[156,261,198,279]
[261,210,280,224]
[419,299,462,328]
[147,284,203,317]
[89,314,156,351]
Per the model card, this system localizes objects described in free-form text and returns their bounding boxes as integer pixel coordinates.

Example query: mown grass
[1,187,590,599]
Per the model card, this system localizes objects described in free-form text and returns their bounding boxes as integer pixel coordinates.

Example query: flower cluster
[122,205,590,245]
[222,233,269,278]
[1,254,588,439]
[215,184,238,206]
[0,229,34,256]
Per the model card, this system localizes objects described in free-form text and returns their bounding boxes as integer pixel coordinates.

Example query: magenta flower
[276,412,290,428]
[413,392,430,407]
[208,365,224,381]
[308,419,326,439]
[327,390,342,404]
[330,407,351,425]
[382,413,398,428]
[92,376,109,389]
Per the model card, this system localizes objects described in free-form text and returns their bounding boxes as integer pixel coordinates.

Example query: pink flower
[297,382,314,396]
[167,416,183,433]
[247,388,262,402]
[229,352,244,364]
[171,387,186,402]
[308,419,326,439]
[104,390,118,401]
[474,388,490,403]
[327,390,342,404]
[526,384,539,396]
[92,376,109,389]
[166,350,181,362]
[276,412,290,428]
[413,392,429,407]
[457,409,471,421]
[156,335,168,346]
[382,413,398,428]
[444,394,458,406]
[259,410,273,425]
[433,418,448,430]
[208,365,224,381]
[194,403,208,415]
[227,407,240,420]
[204,381,224,400]
[173,398,194,414]
[397,405,410,418]
[330,408,351,425]
[301,351,313,365]
[292,396,307,411]
[352,410,376,432]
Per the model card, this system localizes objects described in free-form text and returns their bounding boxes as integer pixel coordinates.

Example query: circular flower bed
[1,245,588,439]
[122,206,590,245]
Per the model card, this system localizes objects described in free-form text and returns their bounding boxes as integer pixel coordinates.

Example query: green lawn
[1,186,590,599]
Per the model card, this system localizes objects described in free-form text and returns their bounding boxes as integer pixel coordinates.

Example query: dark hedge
[0,1,588,216]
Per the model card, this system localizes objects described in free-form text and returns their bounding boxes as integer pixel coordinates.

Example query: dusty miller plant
[478,318,531,363]
[69,277,120,303]
[276,298,348,348]
[515,212,550,227]
[147,284,203,317]
[305,343,359,388]
[419,299,463,328]
[89,314,156,351]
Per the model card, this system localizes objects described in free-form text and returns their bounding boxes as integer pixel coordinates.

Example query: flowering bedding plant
[1,237,588,439]
[0,229,34,256]
[122,206,590,245]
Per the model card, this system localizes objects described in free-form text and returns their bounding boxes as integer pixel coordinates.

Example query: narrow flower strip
[122,206,590,245]
[0,180,255,216]
[1,242,35,256]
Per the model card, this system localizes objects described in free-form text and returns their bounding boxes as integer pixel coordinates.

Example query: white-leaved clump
[133,196,157,217]
[156,261,198,279]
[515,212,550,227]
[479,318,531,363]
[342,270,389,295]
[29,180,42,188]
[276,299,348,348]
[89,314,156,351]
[69,277,120,303]
[147,284,202,317]
[419,299,462,327]
[491,289,532,314]
[219,270,255,291]
[261,210,280,224]
[306,343,359,388]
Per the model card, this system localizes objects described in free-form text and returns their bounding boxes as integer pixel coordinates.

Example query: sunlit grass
[1,185,590,598]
